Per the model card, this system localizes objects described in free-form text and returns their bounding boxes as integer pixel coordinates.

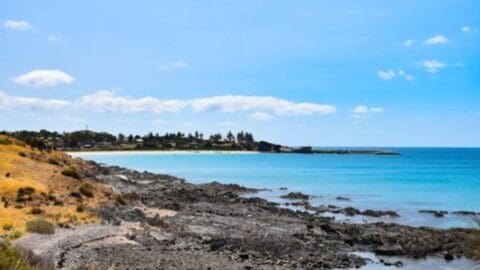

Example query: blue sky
[1,1,479,146]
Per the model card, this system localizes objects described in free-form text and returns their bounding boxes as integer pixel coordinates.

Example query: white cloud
[157,61,189,71]
[351,105,383,119]
[420,59,447,73]
[461,26,472,32]
[249,112,273,121]
[190,95,336,116]
[47,35,62,42]
[0,91,70,110]
[0,90,337,120]
[377,70,396,80]
[3,20,30,31]
[403,39,414,47]
[377,69,414,81]
[424,35,448,45]
[12,70,75,88]
[79,90,188,114]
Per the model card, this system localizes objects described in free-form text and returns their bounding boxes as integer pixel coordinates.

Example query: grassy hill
[0,135,115,240]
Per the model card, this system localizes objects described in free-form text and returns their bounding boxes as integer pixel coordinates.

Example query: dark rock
[419,210,447,218]
[279,187,288,191]
[280,192,310,200]
[444,253,454,261]
[336,196,350,201]
[374,245,404,256]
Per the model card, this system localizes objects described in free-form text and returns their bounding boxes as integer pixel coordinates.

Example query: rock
[444,253,454,261]
[279,187,288,191]
[361,209,399,218]
[419,210,447,218]
[336,196,350,201]
[452,211,479,216]
[280,192,310,200]
[374,245,404,256]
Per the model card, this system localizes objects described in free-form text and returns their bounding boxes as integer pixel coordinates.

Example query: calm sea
[71,148,480,228]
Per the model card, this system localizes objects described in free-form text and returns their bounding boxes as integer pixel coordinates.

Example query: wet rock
[444,253,454,261]
[336,196,350,201]
[374,245,404,256]
[280,192,310,200]
[361,209,399,218]
[419,210,447,218]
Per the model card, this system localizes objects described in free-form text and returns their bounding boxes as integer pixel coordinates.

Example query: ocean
[71,147,480,228]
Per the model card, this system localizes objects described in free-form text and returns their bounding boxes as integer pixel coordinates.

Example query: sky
[1,1,479,147]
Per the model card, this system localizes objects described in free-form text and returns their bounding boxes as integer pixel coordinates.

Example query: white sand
[68,150,260,156]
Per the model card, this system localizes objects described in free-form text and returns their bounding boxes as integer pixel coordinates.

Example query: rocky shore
[14,161,480,269]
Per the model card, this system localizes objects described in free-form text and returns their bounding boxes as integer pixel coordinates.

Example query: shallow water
[71,148,480,228]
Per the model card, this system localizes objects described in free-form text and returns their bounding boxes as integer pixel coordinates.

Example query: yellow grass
[0,135,114,237]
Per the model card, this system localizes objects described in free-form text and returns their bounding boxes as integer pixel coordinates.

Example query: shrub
[9,231,22,240]
[115,195,127,205]
[26,219,55,234]
[2,223,13,231]
[0,138,11,145]
[70,191,82,199]
[47,158,61,166]
[0,241,30,270]
[76,204,86,213]
[61,167,80,179]
[18,187,35,196]
[53,200,64,206]
[18,151,27,157]
[30,208,42,215]
[79,183,94,198]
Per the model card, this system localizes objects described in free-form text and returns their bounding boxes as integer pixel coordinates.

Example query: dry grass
[0,135,113,237]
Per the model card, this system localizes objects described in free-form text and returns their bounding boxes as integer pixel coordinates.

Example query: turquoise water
[72,148,480,228]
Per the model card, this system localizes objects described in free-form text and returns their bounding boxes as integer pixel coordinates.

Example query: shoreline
[12,160,480,269]
[68,150,261,155]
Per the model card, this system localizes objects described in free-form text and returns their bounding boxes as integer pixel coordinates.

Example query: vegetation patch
[18,151,27,157]
[0,241,31,270]
[79,183,94,198]
[61,167,80,179]
[26,219,55,234]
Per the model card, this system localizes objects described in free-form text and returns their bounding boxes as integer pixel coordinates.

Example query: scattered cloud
[12,70,75,88]
[79,91,188,114]
[377,69,414,81]
[0,91,70,110]
[403,39,414,47]
[0,90,337,120]
[424,35,448,45]
[351,105,383,120]
[3,19,30,31]
[461,26,472,32]
[419,59,447,73]
[157,61,189,71]
[461,26,478,33]
[190,95,336,116]
[377,70,396,80]
[46,35,62,42]
[249,112,273,121]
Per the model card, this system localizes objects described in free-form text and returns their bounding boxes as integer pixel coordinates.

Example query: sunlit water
[71,148,480,228]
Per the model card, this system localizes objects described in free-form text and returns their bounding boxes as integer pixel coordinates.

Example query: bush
[9,231,22,240]
[18,151,27,157]
[25,219,55,234]
[2,223,13,231]
[53,200,64,206]
[18,187,35,196]
[79,183,94,198]
[47,158,61,166]
[76,204,86,213]
[30,208,42,215]
[61,167,80,179]
[115,195,127,205]
[0,138,11,145]
[0,241,30,270]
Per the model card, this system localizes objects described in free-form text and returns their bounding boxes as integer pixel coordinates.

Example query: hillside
[0,135,116,239]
